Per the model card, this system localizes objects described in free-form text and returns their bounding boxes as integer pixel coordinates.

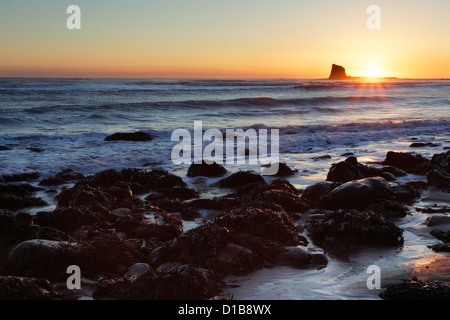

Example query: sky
[1,0,450,78]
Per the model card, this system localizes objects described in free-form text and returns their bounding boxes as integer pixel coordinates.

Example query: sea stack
[328,64,350,80]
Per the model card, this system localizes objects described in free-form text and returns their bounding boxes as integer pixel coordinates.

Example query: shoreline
[1,144,450,300]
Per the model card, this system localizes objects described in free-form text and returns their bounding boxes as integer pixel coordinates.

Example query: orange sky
[1,1,449,78]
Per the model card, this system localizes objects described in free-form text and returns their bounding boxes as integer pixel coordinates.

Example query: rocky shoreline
[1,150,450,300]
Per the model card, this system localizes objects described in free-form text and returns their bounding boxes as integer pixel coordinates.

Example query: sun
[365,64,382,78]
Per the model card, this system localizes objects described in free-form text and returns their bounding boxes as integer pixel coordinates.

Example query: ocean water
[1,77,450,299]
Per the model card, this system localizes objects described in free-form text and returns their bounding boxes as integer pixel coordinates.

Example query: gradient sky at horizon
[1,0,449,78]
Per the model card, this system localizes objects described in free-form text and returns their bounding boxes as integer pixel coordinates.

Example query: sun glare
[365,64,382,78]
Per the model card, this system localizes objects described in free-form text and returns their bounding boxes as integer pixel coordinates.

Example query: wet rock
[381,165,407,177]
[429,230,450,252]
[431,150,450,173]
[426,169,450,187]
[409,142,441,148]
[94,262,222,300]
[0,276,60,300]
[301,182,341,207]
[34,207,109,235]
[321,177,393,210]
[1,172,40,183]
[306,209,404,256]
[126,263,151,278]
[277,246,328,269]
[426,215,450,228]
[312,155,332,162]
[380,278,450,300]
[112,206,182,241]
[105,131,153,142]
[144,186,199,202]
[217,170,265,188]
[326,157,382,183]
[187,161,227,177]
[261,162,296,176]
[152,224,281,276]
[382,151,432,175]
[391,183,421,203]
[0,195,45,213]
[0,146,12,151]
[214,207,302,246]
[3,239,81,281]
[57,185,116,211]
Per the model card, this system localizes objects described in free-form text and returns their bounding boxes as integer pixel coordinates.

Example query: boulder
[277,246,328,269]
[0,276,60,300]
[326,157,382,183]
[431,150,450,173]
[382,151,432,175]
[306,209,404,256]
[321,177,393,210]
[217,170,265,188]
[380,278,450,300]
[426,169,450,187]
[187,161,227,177]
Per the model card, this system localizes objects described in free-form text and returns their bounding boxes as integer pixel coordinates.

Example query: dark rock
[381,171,396,181]
[261,162,297,176]
[409,142,441,148]
[380,278,450,300]
[34,207,109,234]
[0,190,47,211]
[0,146,12,151]
[187,161,227,177]
[39,177,66,186]
[1,172,40,183]
[312,155,332,162]
[217,170,265,188]
[57,185,116,211]
[276,246,327,269]
[94,263,222,300]
[145,186,199,202]
[381,165,407,177]
[105,131,153,142]
[328,64,350,80]
[3,239,81,281]
[0,276,60,300]
[426,169,450,187]
[326,157,382,183]
[55,168,85,181]
[391,183,421,203]
[307,209,404,256]
[152,224,281,276]
[301,182,340,207]
[431,150,450,173]
[214,207,302,246]
[27,147,44,153]
[426,215,450,228]
[382,151,432,175]
[321,177,393,210]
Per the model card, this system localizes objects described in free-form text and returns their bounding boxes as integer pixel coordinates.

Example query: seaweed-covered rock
[144,186,199,202]
[380,278,450,300]
[94,262,222,300]
[57,185,116,210]
[217,170,265,188]
[306,209,404,256]
[34,207,110,234]
[0,183,47,211]
[0,276,60,300]
[326,157,382,183]
[382,151,432,175]
[3,239,81,281]
[187,161,227,177]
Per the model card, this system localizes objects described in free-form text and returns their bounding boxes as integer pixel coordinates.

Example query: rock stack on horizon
[328,64,350,80]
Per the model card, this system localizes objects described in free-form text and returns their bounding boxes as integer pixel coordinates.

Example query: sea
[1,77,450,299]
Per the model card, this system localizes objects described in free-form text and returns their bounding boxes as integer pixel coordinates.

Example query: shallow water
[1,77,449,299]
